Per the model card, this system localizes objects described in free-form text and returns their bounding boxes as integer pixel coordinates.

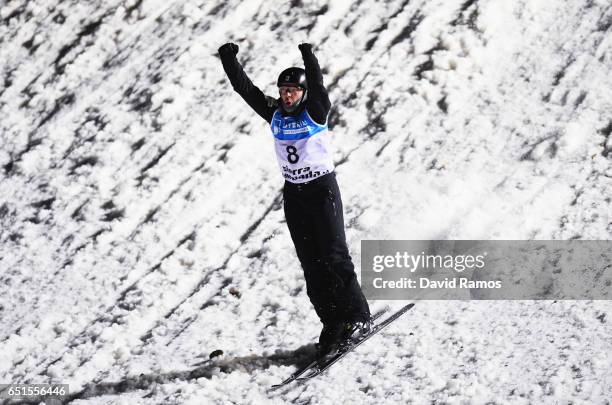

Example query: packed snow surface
[1,0,611,403]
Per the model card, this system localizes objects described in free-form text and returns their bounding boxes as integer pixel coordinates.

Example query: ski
[270,308,389,390]
[296,303,415,381]
[269,357,322,390]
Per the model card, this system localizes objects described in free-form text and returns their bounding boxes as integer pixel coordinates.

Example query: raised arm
[218,43,277,123]
[298,43,331,125]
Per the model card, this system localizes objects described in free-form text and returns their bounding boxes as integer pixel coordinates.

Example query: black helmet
[277,67,307,90]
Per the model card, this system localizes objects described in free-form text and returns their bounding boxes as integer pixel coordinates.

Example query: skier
[218,42,371,353]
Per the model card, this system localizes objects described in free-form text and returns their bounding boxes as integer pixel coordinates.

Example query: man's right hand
[218,42,239,56]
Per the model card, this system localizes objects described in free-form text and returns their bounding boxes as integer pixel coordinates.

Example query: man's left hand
[298,43,313,52]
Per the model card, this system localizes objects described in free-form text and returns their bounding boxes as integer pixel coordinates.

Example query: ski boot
[338,318,373,349]
[316,322,345,356]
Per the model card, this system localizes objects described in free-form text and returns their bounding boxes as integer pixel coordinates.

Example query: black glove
[218,42,239,56]
[298,43,313,53]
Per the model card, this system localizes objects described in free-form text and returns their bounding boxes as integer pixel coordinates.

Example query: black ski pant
[283,172,371,326]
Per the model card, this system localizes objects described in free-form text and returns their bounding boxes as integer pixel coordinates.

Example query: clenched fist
[218,42,239,56]
[298,43,313,52]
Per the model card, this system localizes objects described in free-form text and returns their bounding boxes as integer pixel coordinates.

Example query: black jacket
[219,46,331,125]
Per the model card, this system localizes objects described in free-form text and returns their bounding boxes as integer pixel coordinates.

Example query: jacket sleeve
[219,51,277,123]
[300,46,331,125]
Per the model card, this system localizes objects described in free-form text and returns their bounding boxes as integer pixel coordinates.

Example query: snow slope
[0,0,611,403]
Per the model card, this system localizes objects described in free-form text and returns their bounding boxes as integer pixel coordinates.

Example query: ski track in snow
[0,0,611,404]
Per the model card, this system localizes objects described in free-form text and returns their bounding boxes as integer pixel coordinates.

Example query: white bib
[270,109,335,184]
